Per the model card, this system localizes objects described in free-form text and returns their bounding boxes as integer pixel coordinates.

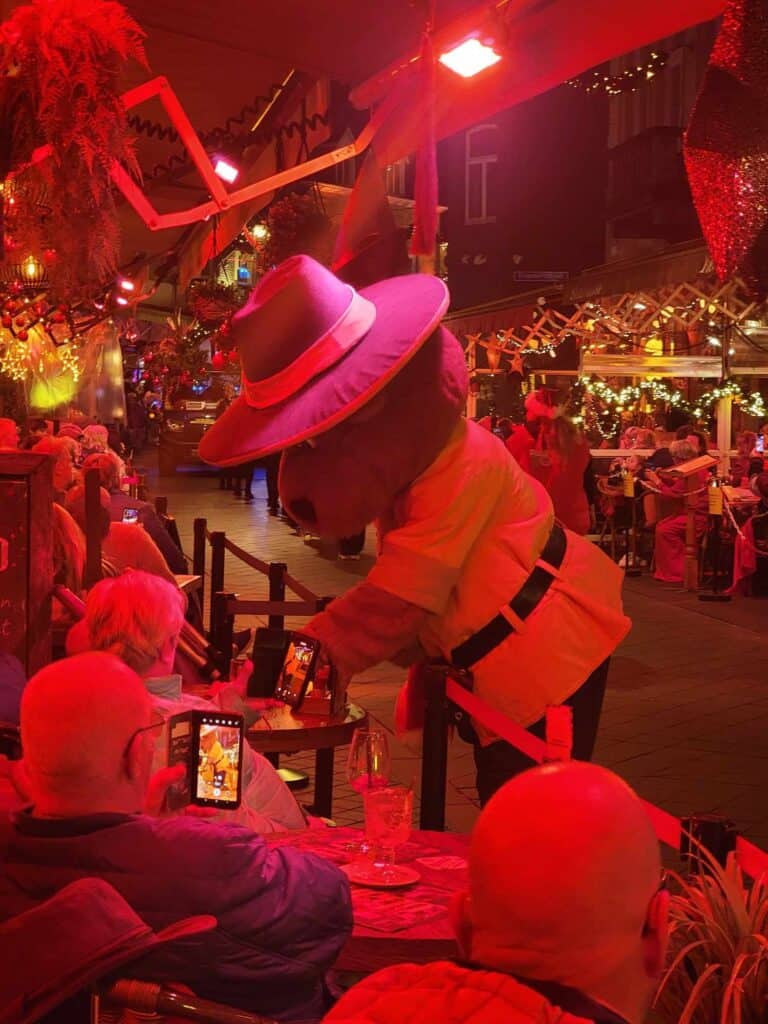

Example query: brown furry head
[279,326,468,538]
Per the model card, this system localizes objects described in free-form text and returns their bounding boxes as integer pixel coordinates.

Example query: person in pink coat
[507,390,594,535]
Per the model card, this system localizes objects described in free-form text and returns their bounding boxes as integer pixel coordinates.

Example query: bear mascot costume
[200,254,630,803]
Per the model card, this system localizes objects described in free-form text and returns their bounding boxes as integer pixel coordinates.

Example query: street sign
[512,270,569,283]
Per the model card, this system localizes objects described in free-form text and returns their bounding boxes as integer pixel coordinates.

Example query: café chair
[97,978,277,1023]
[0,877,275,1024]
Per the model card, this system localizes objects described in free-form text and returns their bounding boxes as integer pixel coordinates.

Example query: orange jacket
[324,961,607,1023]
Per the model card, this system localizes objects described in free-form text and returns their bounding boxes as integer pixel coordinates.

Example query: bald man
[0,654,352,1022]
[325,762,668,1024]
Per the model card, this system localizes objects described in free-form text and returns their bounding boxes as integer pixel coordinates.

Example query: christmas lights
[566,51,668,97]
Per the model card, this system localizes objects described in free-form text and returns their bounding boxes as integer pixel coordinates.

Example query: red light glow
[439,38,502,78]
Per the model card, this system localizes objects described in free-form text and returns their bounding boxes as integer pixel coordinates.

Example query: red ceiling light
[438,38,502,78]
[213,157,240,184]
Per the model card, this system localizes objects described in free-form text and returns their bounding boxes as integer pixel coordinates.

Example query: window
[465,124,498,224]
[384,158,409,196]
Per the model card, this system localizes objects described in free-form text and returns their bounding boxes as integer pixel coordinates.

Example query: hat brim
[198,273,449,466]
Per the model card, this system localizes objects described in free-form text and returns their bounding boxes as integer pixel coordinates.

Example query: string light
[576,376,767,439]
[567,51,667,96]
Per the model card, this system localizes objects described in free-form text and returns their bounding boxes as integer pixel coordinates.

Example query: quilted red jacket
[324,961,617,1023]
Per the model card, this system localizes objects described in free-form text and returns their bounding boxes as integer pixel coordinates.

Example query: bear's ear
[332,152,410,289]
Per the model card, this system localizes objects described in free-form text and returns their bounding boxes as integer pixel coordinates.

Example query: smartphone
[274,633,320,708]
[167,710,244,810]
[122,507,140,524]
[756,435,765,454]
[248,627,289,698]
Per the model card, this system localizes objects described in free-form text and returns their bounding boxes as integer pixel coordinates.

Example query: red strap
[735,837,768,880]
[445,679,548,763]
[446,676,768,882]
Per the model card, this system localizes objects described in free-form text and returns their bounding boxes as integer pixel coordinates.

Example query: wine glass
[345,728,390,852]
[363,784,414,882]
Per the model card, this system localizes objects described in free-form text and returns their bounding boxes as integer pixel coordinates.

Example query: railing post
[268,562,287,629]
[192,518,207,616]
[83,467,103,589]
[210,531,226,634]
[682,814,739,871]
[211,591,235,679]
[420,664,450,832]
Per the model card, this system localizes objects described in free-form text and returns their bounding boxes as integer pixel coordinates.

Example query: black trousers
[472,658,610,807]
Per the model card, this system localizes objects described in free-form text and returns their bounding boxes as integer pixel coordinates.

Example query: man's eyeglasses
[122,711,166,761]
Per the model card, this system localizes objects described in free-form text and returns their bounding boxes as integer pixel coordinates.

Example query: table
[247,703,368,818]
[265,826,469,973]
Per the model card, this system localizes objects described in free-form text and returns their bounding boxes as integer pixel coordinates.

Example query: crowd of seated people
[65,571,306,833]
[0,654,352,1022]
[0,644,668,1023]
[0,413,188,624]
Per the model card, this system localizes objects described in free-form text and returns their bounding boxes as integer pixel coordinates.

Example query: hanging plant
[0,0,147,296]
[149,311,209,399]
[264,191,332,268]
[186,278,241,327]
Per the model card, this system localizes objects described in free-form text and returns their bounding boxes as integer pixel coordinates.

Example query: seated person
[66,572,305,833]
[730,431,762,486]
[645,439,709,584]
[31,435,76,502]
[65,484,177,583]
[325,762,667,1024]
[0,654,352,1021]
[82,450,187,574]
[0,418,19,451]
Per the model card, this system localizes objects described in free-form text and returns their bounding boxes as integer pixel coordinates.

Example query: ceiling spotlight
[118,277,135,293]
[213,157,240,184]
[439,38,501,78]
[115,295,129,307]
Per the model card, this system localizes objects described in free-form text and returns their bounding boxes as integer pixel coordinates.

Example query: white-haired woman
[67,571,306,833]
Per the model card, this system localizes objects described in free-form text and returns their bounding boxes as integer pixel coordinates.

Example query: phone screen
[274,636,318,707]
[122,507,140,524]
[756,435,765,454]
[195,714,244,808]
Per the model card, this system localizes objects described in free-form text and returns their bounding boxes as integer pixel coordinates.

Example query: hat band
[240,289,376,410]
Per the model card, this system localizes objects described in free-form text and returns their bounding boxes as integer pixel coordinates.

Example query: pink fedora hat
[198,254,449,466]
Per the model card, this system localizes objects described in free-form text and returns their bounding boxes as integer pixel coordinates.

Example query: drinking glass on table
[345,728,390,852]
[364,784,414,883]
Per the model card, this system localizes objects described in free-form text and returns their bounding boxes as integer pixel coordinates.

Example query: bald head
[22,653,154,816]
[466,762,661,986]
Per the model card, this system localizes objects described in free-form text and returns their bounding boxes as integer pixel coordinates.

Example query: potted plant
[653,849,768,1023]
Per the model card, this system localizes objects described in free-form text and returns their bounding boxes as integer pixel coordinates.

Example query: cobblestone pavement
[153,461,768,846]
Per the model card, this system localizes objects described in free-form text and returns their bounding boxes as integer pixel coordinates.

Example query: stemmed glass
[363,784,414,883]
[345,728,390,853]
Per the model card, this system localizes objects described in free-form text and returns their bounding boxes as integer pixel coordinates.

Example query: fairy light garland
[577,376,768,439]
[567,51,668,97]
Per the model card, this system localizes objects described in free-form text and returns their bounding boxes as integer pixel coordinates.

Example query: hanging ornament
[211,350,227,371]
[684,0,768,298]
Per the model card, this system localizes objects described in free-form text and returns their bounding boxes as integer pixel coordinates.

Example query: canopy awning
[4,0,722,294]
[562,243,712,303]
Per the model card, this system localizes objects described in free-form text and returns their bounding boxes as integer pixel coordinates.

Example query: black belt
[451,522,567,671]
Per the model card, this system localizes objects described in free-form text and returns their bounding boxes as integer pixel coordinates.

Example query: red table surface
[265,826,470,974]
